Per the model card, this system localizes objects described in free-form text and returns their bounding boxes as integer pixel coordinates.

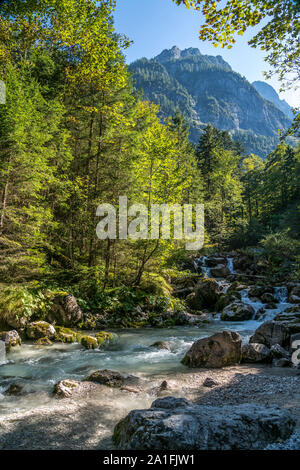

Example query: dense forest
[0,0,299,325]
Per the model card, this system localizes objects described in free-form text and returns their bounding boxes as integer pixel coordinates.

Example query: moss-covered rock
[53,379,79,398]
[81,335,98,350]
[34,337,53,346]
[95,331,113,347]
[54,326,78,344]
[26,321,56,340]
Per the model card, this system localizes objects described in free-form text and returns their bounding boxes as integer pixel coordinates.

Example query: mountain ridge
[129,46,292,157]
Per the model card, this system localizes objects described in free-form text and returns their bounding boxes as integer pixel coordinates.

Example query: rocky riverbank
[0,252,299,449]
[0,364,299,450]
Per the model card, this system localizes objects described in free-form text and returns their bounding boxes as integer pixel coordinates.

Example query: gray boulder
[270,344,291,360]
[113,397,295,450]
[250,321,290,348]
[221,302,254,321]
[181,330,242,368]
[242,343,271,363]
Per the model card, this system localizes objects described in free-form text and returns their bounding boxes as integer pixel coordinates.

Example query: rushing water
[0,321,262,415]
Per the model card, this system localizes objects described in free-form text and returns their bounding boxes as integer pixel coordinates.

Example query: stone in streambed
[150,341,171,351]
[53,379,80,398]
[250,321,290,348]
[242,343,272,363]
[270,344,291,360]
[80,335,98,350]
[221,302,254,321]
[26,321,56,340]
[181,330,242,368]
[203,377,219,388]
[113,397,295,450]
[0,330,21,352]
[84,369,139,388]
[4,383,24,396]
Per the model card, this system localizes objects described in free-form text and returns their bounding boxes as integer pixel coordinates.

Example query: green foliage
[260,230,300,263]
[0,285,53,325]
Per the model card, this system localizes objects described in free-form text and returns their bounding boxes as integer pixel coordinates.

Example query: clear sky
[114,0,298,107]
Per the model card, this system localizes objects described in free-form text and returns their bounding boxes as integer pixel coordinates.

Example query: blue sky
[114,0,298,107]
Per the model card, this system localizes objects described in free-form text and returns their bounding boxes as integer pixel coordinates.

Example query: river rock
[175,310,211,325]
[80,335,98,349]
[181,330,242,368]
[150,341,171,351]
[53,379,80,398]
[270,344,291,360]
[4,383,24,396]
[47,294,83,327]
[221,302,254,321]
[273,358,292,368]
[250,321,290,348]
[261,293,276,304]
[113,397,295,450]
[194,278,221,310]
[26,321,56,340]
[0,330,21,351]
[273,312,300,334]
[84,369,139,388]
[290,285,300,297]
[242,343,271,363]
[289,295,300,304]
[203,377,219,388]
[205,257,226,267]
[210,265,230,278]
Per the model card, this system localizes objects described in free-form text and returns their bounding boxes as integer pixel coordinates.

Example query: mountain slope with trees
[129,46,292,157]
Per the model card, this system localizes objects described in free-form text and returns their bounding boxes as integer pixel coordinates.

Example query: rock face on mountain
[253,81,294,120]
[130,46,292,157]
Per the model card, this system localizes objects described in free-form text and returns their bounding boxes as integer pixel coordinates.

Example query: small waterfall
[0,340,5,366]
[274,287,288,303]
[201,256,211,278]
[227,257,234,274]
[240,288,264,318]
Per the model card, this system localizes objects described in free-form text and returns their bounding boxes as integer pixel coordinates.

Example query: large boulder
[221,302,254,321]
[26,321,56,340]
[0,330,21,352]
[250,321,290,348]
[113,397,295,450]
[47,294,83,327]
[193,278,221,310]
[181,330,242,368]
[242,343,272,363]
